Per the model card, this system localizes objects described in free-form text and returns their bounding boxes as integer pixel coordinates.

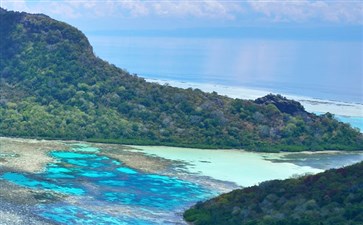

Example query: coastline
[145,78,363,118]
[0,137,238,193]
[1,137,362,224]
[0,137,238,224]
[3,136,362,189]
[123,145,363,187]
[1,136,362,188]
[0,137,173,175]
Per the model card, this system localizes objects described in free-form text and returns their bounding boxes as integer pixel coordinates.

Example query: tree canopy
[184,161,363,225]
[1,8,362,151]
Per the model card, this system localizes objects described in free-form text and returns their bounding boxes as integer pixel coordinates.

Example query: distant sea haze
[143,78,363,131]
[88,33,363,130]
[87,35,363,104]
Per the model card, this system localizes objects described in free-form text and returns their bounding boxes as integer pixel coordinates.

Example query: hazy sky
[2,1,363,102]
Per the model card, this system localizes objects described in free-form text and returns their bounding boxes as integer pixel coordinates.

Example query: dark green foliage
[1,8,363,151]
[184,162,363,225]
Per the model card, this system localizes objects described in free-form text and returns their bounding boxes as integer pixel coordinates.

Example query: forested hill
[184,161,363,225]
[1,8,362,151]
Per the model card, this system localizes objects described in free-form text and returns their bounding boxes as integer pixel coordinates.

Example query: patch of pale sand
[0,179,65,205]
[91,143,173,174]
[0,211,25,225]
[0,180,65,225]
[0,210,53,225]
[0,138,189,179]
[0,180,39,205]
[0,203,55,225]
[0,137,67,173]
[92,143,237,193]
[276,150,363,157]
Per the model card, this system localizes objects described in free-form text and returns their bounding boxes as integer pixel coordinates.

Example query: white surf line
[146,78,363,118]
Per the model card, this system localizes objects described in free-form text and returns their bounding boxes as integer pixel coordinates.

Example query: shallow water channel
[1,143,362,224]
[1,144,212,224]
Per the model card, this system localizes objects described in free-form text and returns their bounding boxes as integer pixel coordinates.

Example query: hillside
[184,161,363,225]
[0,8,362,151]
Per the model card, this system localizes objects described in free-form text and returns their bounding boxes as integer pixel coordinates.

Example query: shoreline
[1,137,362,224]
[1,136,362,187]
[0,137,238,192]
[125,145,362,187]
[145,78,363,117]
[0,137,238,224]
[1,136,363,155]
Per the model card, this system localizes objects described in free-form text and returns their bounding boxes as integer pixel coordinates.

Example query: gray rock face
[255,94,306,115]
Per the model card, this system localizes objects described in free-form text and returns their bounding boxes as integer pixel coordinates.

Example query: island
[0,8,362,152]
[1,7,363,225]
[184,161,363,225]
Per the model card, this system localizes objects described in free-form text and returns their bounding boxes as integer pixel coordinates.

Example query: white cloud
[1,0,80,18]
[150,0,243,19]
[1,0,30,13]
[1,0,243,20]
[48,2,81,18]
[1,0,362,24]
[248,0,363,24]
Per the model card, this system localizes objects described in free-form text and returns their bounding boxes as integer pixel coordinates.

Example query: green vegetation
[1,8,362,151]
[184,161,363,225]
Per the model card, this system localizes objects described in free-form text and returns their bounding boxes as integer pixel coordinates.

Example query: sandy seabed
[0,137,67,173]
[1,137,362,224]
[0,137,235,224]
[0,138,69,224]
[0,137,170,175]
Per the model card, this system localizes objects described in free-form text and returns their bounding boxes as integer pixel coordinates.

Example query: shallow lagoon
[1,144,212,224]
[128,146,363,187]
[1,142,363,224]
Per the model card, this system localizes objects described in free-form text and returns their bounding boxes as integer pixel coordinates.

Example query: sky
[1,0,363,103]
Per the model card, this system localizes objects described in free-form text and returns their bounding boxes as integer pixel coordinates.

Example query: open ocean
[86,35,363,105]
[85,34,363,131]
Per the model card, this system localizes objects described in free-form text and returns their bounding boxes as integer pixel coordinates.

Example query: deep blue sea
[87,35,363,104]
[86,35,363,130]
[2,35,362,224]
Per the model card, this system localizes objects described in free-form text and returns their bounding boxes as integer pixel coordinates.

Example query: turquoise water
[313,112,363,132]
[36,204,153,225]
[1,144,213,224]
[3,143,361,224]
[335,115,363,132]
